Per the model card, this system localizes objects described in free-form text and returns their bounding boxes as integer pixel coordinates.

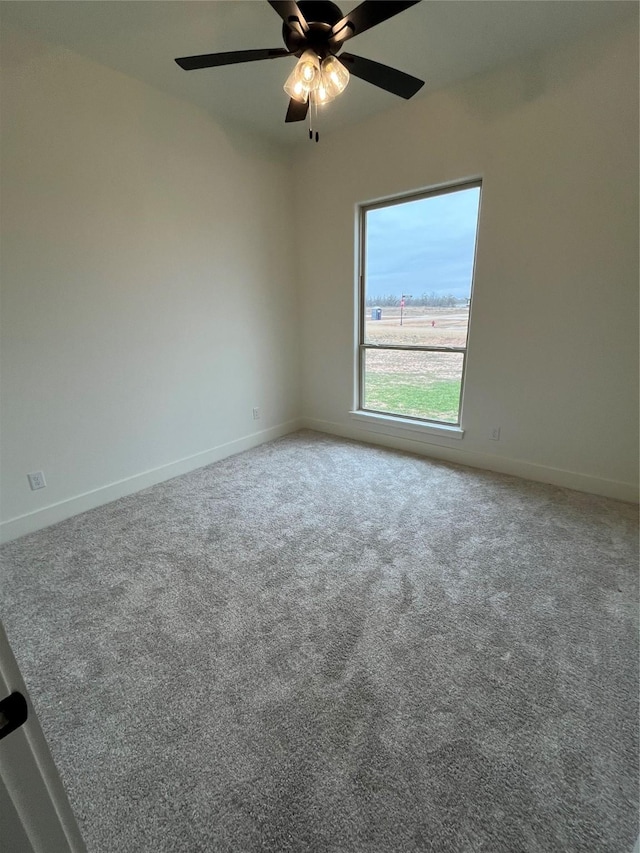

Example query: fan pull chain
[308,97,319,143]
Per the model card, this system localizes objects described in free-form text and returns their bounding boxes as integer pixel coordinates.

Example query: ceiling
[1,1,635,146]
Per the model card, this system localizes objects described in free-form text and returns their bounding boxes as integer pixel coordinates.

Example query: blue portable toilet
[371,307,382,320]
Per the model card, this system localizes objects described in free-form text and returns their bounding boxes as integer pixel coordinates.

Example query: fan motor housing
[282,0,345,57]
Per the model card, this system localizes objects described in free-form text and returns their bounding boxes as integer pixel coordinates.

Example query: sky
[365,186,481,300]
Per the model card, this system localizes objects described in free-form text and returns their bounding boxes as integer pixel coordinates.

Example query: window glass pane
[364,187,480,347]
[362,348,464,424]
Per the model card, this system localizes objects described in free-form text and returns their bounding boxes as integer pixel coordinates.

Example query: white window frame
[353,180,482,440]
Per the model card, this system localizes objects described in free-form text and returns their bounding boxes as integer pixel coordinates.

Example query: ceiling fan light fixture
[310,57,349,105]
[321,55,349,98]
[283,49,320,103]
[310,84,330,107]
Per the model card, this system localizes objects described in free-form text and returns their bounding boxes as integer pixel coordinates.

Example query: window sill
[349,410,464,441]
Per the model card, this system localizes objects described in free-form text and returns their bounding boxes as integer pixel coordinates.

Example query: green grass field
[364,375,461,423]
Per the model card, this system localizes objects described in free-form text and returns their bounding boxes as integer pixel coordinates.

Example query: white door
[0,620,85,853]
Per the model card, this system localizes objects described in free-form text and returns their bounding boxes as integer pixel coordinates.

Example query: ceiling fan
[175,0,424,137]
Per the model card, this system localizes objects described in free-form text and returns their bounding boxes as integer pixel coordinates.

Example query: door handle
[0,692,28,741]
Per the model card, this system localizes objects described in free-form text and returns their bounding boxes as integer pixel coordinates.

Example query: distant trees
[365,292,463,308]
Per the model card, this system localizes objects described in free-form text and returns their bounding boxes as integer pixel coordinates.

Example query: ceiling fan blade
[175,48,290,71]
[340,52,424,99]
[285,98,309,123]
[268,1,309,35]
[330,1,421,48]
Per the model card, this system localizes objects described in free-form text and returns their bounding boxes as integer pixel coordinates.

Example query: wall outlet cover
[28,471,47,490]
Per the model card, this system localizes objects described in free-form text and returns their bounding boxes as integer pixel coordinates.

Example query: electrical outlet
[252,407,260,420]
[28,471,47,490]
[490,426,501,441]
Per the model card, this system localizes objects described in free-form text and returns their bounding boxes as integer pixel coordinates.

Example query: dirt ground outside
[364,306,468,381]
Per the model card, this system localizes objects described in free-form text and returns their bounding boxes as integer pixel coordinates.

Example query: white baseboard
[302,416,639,504]
[0,419,303,544]
[2,414,635,545]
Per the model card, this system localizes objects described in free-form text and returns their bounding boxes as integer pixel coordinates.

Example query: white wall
[0,26,300,541]
[293,20,639,501]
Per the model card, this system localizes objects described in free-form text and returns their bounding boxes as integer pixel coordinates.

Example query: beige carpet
[1,430,638,852]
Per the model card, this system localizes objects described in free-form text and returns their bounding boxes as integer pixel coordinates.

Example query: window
[357,182,481,428]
